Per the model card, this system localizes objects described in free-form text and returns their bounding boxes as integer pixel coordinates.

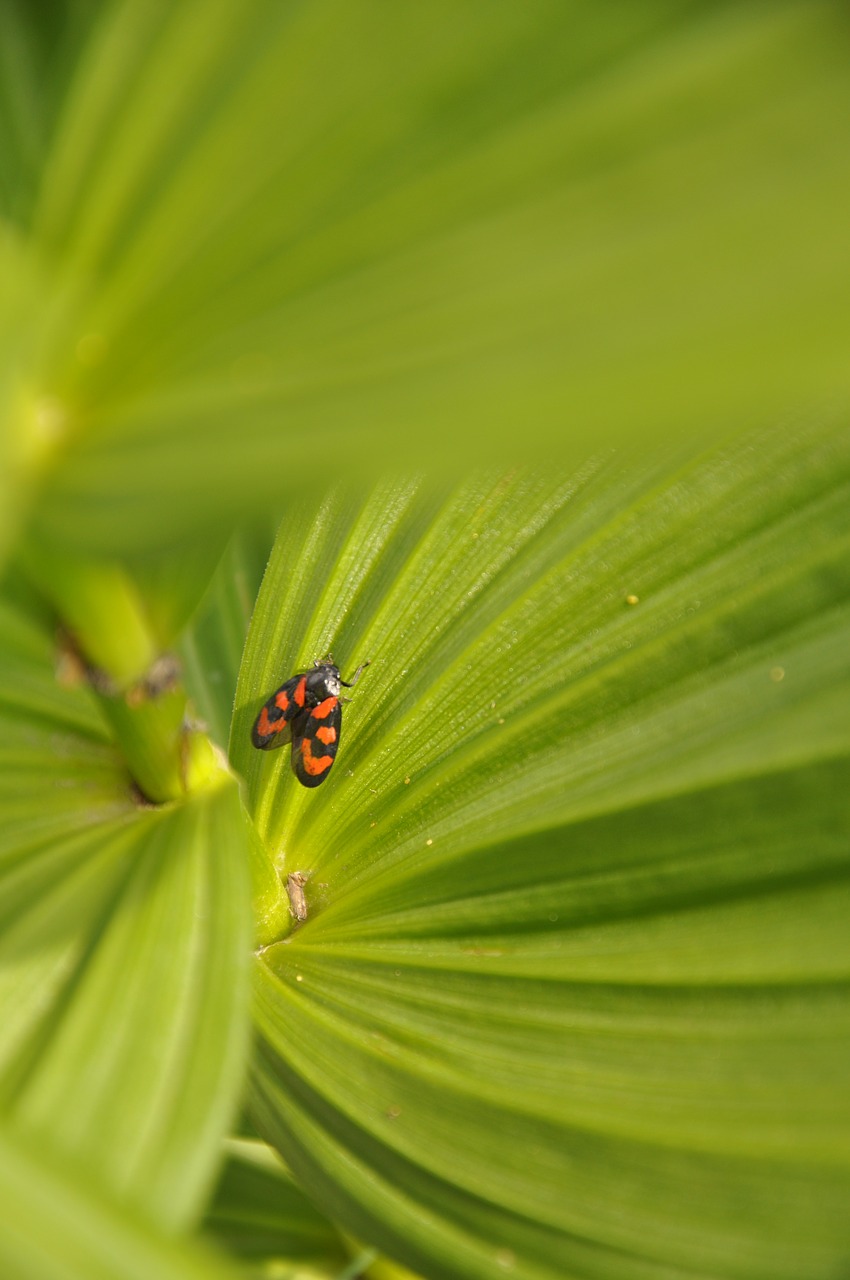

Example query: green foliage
[0,1126,241,1280]
[0,3,849,1278]
[0,593,252,1229]
[203,1138,350,1274]
[2,2,850,557]
[236,440,850,1279]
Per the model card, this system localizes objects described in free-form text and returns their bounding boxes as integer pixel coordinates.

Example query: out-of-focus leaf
[237,426,850,1279]
[14,531,250,797]
[204,1137,349,1276]
[5,782,252,1229]
[0,597,252,1231]
[0,0,102,226]
[0,1123,240,1280]
[20,542,159,682]
[127,536,232,655]
[0,1,844,555]
[0,0,104,561]
[0,233,53,566]
[182,529,273,751]
[362,1256,424,1280]
[181,530,289,942]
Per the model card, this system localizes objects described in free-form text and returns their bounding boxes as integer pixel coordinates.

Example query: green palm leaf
[234,427,850,1279]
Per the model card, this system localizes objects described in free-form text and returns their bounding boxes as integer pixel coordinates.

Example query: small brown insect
[286,871,309,922]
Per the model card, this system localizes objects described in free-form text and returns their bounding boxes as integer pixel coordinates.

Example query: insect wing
[291,695,342,787]
[251,673,309,749]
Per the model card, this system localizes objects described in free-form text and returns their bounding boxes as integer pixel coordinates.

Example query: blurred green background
[2,1,850,561]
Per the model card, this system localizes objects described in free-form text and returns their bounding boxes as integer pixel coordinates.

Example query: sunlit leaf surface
[0,596,252,1231]
[236,427,850,1279]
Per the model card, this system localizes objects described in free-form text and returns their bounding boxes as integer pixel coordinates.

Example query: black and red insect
[251,660,369,787]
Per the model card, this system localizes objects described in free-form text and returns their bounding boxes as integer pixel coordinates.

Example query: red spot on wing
[315,724,337,745]
[293,676,307,707]
[257,707,287,738]
[301,736,333,776]
[312,695,338,719]
[275,690,290,712]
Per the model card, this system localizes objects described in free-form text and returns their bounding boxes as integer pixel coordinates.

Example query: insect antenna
[340,660,370,688]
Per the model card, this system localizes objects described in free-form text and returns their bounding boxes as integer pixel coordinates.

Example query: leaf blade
[239,426,850,1278]
[4,2,847,553]
[0,595,253,1230]
[0,1123,241,1280]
